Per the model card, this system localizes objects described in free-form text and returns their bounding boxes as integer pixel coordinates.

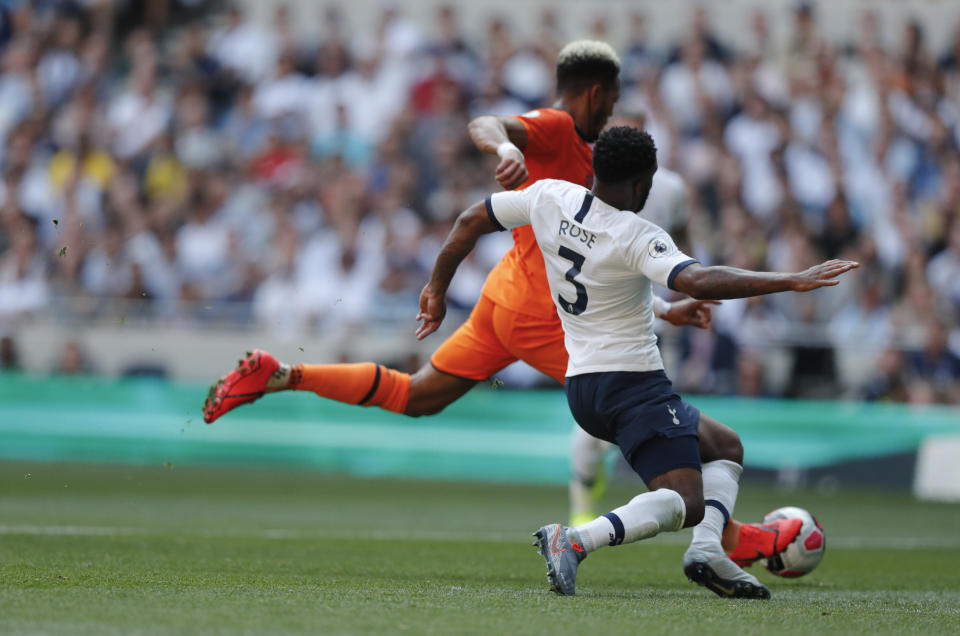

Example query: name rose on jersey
[558,220,598,249]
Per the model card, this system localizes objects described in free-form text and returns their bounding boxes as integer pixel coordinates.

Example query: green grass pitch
[1,461,959,635]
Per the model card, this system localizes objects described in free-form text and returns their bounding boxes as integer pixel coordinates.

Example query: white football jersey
[487,179,699,377]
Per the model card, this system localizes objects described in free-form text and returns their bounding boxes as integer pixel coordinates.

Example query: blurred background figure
[0,334,21,372]
[53,339,95,375]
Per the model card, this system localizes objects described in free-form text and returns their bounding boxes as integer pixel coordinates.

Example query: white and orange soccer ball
[761,506,825,577]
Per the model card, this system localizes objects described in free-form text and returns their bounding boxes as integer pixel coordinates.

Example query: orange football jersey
[480,108,593,317]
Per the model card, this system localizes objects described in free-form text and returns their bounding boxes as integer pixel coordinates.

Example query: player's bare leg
[203,351,477,423]
[402,365,478,416]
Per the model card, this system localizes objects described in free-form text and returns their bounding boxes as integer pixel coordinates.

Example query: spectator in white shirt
[927,221,960,309]
[106,62,172,159]
[724,93,783,219]
[208,6,278,83]
[0,37,36,145]
[175,186,231,301]
[0,218,48,323]
[36,12,83,106]
[660,38,734,134]
[252,51,310,121]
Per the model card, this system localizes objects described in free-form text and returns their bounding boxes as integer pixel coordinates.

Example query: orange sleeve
[512,109,572,159]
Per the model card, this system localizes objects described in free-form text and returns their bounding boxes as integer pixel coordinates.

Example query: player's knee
[721,434,743,465]
[405,366,476,417]
[713,427,743,464]
[404,377,443,416]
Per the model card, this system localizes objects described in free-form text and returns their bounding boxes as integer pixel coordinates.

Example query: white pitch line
[0,524,515,543]
[2,524,959,549]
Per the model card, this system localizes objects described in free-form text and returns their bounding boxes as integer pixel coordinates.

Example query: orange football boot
[202,349,280,424]
[728,518,804,567]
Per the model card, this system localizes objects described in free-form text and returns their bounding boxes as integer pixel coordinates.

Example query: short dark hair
[592,126,657,183]
[556,40,620,94]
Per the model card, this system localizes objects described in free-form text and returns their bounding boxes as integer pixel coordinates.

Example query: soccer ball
[761,506,825,578]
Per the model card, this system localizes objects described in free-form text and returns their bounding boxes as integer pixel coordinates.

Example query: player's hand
[416,285,447,340]
[495,147,528,190]
[790,260,859,292]
[661,298,721,329]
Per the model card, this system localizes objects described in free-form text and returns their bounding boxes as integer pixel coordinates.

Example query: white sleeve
[486,189,532,231]
[623,224,699,290]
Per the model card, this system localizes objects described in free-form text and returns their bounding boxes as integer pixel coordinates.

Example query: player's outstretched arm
[672,260,859,300]
[468,115,529,190]
[416,200,502,340]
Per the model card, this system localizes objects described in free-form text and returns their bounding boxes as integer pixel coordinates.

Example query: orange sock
[290,363,410,414]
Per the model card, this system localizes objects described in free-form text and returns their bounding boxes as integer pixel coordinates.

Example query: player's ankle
[721,519,742,553]
[265,363,293,392]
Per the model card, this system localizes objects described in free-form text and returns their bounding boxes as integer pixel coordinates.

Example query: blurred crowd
[0,1,957,403]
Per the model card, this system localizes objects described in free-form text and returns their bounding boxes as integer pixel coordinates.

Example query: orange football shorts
[430,294,568,384]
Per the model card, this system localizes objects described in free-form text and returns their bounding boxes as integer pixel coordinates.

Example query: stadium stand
[0,0,957,404]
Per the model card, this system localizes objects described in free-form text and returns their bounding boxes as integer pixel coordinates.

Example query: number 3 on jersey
[557,246,588,315]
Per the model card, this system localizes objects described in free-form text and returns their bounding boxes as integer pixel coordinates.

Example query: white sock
[690,459,743,549]
[572,488,686,553]
[569,428,614,518]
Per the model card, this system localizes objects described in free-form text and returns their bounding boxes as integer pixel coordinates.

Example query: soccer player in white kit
[568,165,692,527]
[416,127,857,599]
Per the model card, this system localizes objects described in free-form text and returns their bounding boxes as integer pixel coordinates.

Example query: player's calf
[402,365,477,417]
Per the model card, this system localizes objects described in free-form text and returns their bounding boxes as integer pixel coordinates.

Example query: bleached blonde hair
[556,40,620,92]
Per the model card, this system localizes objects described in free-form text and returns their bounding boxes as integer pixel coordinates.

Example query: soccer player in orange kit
[202,40,798,567]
